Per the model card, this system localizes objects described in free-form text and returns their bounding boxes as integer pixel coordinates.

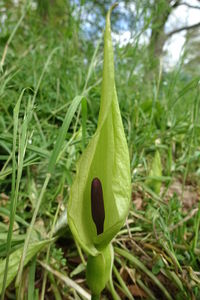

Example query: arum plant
[68,4,131,299]
[145,150,162,195]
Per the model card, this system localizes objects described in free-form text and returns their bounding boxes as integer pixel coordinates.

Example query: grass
[0,2,200,300]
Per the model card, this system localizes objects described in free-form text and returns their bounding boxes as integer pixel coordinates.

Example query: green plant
[68,4,131,298]
[145,150,162,194]
[51,246,67,269]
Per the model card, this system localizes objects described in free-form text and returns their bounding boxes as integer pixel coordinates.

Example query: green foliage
[51,246,67,269]
[0,240,50,293]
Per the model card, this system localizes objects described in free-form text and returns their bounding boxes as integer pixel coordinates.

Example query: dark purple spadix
[91,177,105,235]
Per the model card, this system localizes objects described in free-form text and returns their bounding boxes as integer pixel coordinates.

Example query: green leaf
[152,258,165,275]
[68,6,131,256]
[146,150,162,195]
[47,95,82,174]
[0,240,50,293]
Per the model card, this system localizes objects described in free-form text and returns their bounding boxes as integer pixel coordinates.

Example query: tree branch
[171,0,181,8]
[178,2,200,9]
[167,22,200,37]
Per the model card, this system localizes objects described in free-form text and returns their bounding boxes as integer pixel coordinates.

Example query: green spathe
[86,244,113,295]
[146,150,162,195]
[68,5,131,256]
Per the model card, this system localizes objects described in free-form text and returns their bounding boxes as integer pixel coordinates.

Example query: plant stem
[91,294,100,300]
[107,278,121,300]
[41,202,61,300]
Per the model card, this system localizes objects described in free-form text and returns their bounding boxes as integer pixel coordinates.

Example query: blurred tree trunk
[37,0,68,23]
[184,27,200,75]
[36,0,80,52]
[148,0,170,69]
[146,0,180,79]
[37,0,50,20]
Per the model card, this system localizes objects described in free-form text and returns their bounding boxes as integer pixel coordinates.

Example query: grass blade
[28,255,37,300]
[0,240,51,294]
[16,95,82,295]
[115,247,173,300]
[38,260,91,300]
[113,265,134,300]
[47,95,82,174]
[1,88,27,299]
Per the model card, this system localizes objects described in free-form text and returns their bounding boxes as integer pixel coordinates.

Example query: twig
[38,260,91,300]
[167,22,200,37]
